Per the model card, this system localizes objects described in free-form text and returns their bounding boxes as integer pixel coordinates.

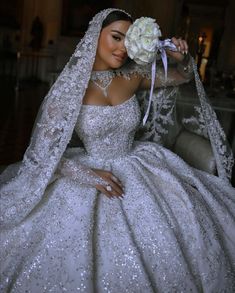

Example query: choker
[90,70,116,97]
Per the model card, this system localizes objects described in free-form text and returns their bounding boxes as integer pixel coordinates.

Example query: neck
[92,69,115,74]
[92,59,111,71]
[93,66,110,71]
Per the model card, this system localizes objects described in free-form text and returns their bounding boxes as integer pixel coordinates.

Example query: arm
[139,37,193,89]
[56,157,124,199]
[57,157,106,186]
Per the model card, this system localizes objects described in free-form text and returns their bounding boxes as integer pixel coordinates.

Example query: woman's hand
[92,168,124,199]
[166,37,189,63]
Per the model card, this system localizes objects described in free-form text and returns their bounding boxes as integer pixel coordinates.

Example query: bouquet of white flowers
[124,17,162,65]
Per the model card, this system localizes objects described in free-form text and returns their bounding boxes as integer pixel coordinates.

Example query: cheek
[99,35,116,54]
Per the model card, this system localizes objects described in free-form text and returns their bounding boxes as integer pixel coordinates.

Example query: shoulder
[115,61,152,80]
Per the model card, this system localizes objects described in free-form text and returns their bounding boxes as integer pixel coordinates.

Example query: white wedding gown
[1,94,235,292]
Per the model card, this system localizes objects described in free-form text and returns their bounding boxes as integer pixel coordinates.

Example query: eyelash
[112,35,121,41]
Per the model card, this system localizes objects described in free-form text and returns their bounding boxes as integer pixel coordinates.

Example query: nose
[120,40,127,53]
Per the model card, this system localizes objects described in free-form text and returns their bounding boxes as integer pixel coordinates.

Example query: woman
[0,8,235,292]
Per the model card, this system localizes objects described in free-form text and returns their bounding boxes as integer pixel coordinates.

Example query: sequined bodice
[75,95,141,159]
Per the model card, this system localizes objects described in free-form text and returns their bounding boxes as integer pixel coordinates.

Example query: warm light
[198,36,203,43]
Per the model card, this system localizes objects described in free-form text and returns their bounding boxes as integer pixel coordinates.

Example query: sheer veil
[137,59,234,182]
[0,8,233,229]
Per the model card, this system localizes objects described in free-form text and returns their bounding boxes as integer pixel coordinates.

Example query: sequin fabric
[1,94,235,293]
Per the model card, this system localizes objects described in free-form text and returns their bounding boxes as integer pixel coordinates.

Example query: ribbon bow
[142,39,178,125]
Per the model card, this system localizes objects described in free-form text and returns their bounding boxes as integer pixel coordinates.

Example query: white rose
[124,17,162,65]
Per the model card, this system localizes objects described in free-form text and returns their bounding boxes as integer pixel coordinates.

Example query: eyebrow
[111,30,125,37]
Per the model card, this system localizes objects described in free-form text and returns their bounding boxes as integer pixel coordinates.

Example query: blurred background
[0,0,234,184]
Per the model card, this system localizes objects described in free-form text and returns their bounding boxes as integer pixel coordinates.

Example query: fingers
[96,183,124,200]
[96,184,113,199]
[95,171,124,200]
[105,172,124,198]
[171,37,188,55]
[179,39,188,55]
[110,174,124,193]
[105,177,124,198]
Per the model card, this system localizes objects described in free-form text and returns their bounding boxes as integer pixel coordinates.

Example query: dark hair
[102,10,133,28]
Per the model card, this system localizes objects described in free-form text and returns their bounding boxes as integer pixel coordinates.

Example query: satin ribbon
[142,39,178,125]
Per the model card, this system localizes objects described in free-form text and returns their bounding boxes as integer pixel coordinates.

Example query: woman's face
[93,20,132,70]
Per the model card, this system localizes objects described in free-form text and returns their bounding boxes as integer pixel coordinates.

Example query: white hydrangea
[124,17,162,65]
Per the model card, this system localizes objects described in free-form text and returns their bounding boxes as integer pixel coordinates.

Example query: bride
[1,8,235,292]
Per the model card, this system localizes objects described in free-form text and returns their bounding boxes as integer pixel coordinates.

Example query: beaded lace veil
[137,60,234,182]
[0,8,125,227]
[0,8,233,228]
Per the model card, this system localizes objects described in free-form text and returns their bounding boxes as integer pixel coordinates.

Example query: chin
[110,60,127,69]
[111,64,123,69]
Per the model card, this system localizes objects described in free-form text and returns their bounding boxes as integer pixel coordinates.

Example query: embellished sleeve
[134,55,193,89]
[56,157,107,187]
[155,55,194,87]
[33,101,107,188]
[115,61,152,80]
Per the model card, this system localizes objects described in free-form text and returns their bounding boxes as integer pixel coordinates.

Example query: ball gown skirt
[1,95,235,292]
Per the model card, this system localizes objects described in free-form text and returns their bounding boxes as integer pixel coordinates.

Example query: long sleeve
[155,55,194,88]
[137,55,194,90]
[56,157,107,187]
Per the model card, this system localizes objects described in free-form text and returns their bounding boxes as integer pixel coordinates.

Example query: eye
[112,35,121,41]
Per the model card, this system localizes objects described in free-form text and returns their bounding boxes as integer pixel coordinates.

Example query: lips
[113,54,126,62]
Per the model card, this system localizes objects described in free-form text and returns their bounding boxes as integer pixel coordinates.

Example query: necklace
[90,70,116,97]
